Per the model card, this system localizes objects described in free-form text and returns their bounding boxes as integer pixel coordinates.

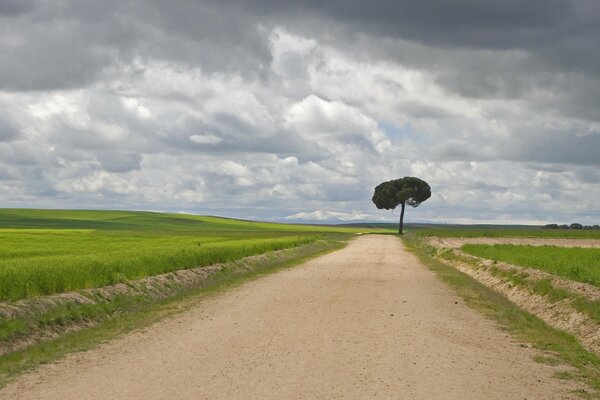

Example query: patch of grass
[0,232,315,301]
[534,354,562,366]
[0,320,28,343]
[488,266,528,288]
[403,234,600,397]
[0,237,348,387]
[574,299,600,323]
[461,244,600,287]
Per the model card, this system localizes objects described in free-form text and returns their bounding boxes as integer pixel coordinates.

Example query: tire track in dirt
[0,235,582,399]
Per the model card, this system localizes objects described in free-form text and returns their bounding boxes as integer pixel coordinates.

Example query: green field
[461,244,600,287]
[411,224,600,239]
[0,209,375,302]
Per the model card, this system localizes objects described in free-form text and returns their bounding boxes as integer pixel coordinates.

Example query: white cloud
[285,210,371,222]
[55,171,137,195]
[285,95,378,135]
[189,134,223,145]
[121,97,152,120]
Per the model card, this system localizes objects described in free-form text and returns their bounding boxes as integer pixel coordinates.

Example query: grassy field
[0,209,375,302]
[462,244,600,287]
[410,224,600,239]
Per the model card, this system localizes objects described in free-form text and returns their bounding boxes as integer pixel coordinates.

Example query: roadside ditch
[418,238,600,357]
[0,238,347,357]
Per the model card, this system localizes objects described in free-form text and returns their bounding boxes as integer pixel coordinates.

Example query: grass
[403,234,600,397]
[0,230,314,301]
[0,209,379,302]
[0,237,348,387]
[0,209,370,233]
[461,244,600,287]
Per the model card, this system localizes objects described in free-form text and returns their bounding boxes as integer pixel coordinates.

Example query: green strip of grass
[0,208,377,234]
[0,237,349,387]
[0,233,317,301]
[461,244,600,287]
[403,234,600,398]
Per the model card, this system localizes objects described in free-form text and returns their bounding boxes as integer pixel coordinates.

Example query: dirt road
[1,235,580,399]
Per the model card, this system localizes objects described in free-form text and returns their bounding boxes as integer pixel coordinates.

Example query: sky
[0,0,599,225]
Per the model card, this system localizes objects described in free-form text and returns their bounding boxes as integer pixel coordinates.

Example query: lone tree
[372,177,431,234]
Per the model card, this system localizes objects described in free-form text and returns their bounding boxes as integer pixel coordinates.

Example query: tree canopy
[372,177,431,234]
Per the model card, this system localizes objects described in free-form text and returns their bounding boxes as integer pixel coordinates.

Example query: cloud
[0,1,598,224]
[0,118,20,142]
[0,0,273,91]
[0,0,35,17]
[189,134,223,145]
[285,209,371,222]
[285,95,377,135]
[95,151,142,173]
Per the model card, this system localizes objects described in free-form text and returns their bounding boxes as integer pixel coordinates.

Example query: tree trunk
[399,201,406,235]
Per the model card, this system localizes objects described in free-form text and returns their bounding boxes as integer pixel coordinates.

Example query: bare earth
[1,235,581,399]
[427,237,600,249]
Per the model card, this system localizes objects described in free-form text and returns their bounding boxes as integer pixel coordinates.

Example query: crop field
[461,244,600,287]
[414,224,600,287]
[0,209,374,302]
[410,224,600,239]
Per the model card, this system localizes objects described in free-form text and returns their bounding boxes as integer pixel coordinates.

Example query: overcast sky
[1,0,599,224]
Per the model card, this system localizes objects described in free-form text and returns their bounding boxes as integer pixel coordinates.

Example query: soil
[0,235,583,399]
[427,237,600,249]
[471,254,600,301]
[425,238,600,356]
[425,236,600,301]
[443,254,600,356]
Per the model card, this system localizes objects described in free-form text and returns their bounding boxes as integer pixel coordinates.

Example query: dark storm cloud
[95,151,142,173]
[2,1,597,96]
[0,0,35,16]
[576,167,600,184]
[514,130,600,166]
[434,128,600,166]
[0,119,19,142]
[232,0,574,48]
[0,0,272,91]
[0,1,131,90]
[226,0,599,74]
[0,142,42,166]
[242,0,600,102]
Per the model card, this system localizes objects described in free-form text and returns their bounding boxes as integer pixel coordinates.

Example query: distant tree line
[545,223,600,230]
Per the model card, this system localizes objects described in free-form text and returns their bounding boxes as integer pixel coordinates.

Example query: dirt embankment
[426,237,600,249]
[0,235,583,399]
[0,241,338,356]
[425,239,600,356]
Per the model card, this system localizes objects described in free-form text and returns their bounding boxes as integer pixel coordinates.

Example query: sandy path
[1,235,580,399]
